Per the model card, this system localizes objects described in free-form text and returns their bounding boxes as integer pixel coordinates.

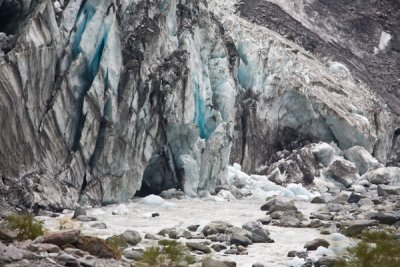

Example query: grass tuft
[3,213,45,241]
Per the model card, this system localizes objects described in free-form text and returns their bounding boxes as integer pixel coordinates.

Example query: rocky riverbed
[1,142,400,266]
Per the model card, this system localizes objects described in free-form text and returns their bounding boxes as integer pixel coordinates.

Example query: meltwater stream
[40,198,352,267]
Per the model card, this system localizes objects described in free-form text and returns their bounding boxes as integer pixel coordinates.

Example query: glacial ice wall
[0,0,397,209]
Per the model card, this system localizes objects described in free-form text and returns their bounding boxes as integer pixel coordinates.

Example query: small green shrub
[338,230,400,267]
[3,213,45,241]
[142,239,194,266]
[105,235,128,256]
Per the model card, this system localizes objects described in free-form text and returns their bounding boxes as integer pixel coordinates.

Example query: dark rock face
[239,0,400,117]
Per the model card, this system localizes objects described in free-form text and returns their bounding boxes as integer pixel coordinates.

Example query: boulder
[370,212,400,225]
[230,233,252,246]
[38,229,80,246]
[345,146,382,175]
[0,228,17,242]
[347,193,364,204]
[124,249,144,260]
[311,196,326,204]
[361,167,400,185]
[304,238,330,250]
[76,215,97,222]
[341,220,379,237]
[260,197,297,213]
[187,225,200,232]
[202,221,233,236]
[242,221,271,243]
[211,243,227,252]
[119,230,142,245]
[168,228,192,239]
[312,142,336,167]
[72,206,87,218]
[325,159,357,187]
[186,242,211,253]
[315,256,346,267]
[377,185,400,196]
[90,223,107,229]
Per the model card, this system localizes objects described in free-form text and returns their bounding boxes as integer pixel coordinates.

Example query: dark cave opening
[134,148,182,197]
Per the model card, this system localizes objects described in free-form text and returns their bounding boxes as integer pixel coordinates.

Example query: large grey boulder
[377,185,400,196]
[345,146,382,175]
[242,221,272,243]
[261,197,297,213]
[202,221,233,237]
[325,159,358,187]
[119,230,142,246]
[361,167,400,185]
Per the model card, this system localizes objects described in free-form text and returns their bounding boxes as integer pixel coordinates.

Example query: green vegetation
[3,213,45,241]
[338,230,400,267]
[105,235,129,257]
[141,240,195,266]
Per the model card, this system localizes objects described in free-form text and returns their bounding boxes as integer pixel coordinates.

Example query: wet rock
[287,250,308,259]
[111,205,129,216]
[242,221,271,243]
[377,185,400,196]
[257,216,271,225]
[168,228,192,239]
[347,193,364,204]
[211,243,227,252]
[261,197,297,213]
[144,233,158,240]
[186,242,211,253]
[252,264,265,267]
[230,233,252,246]
[315,256,346,267]
[226,227,252,240]
[90,223,107,229]
[187,225,200,232]
[76,215,97,222]
[311,196,326,204]
[207,234,229,242]
[304,238,330,251]
[224,248,239,255]
[370,211,400,225]
[325,159,357,187]
[202,221,233,236]
[119,230,142,245]
[123,249,144,260]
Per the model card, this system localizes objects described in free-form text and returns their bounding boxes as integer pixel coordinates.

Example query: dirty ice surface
[42,198,351,267]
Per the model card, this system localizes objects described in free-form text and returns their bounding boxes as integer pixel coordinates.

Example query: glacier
[0,0,399,211]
